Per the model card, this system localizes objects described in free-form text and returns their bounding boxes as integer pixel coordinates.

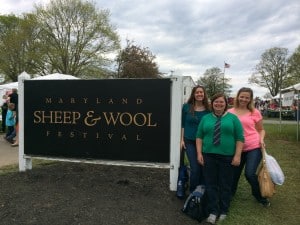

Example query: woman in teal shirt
[181,85,210,193]
[196,93,244,225]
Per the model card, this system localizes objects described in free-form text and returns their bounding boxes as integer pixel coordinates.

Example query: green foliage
[0,14,42,81]
[249,47,289,97]
[197,67,232,98]
[33,0,120,77]
[287,45,300,85]
[116,40,161,78]
[0,0,120,80]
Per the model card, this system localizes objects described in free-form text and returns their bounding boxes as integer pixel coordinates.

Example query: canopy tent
[0,72,79,107]
[281,83,300,92]
[0,82,18,90]
[31,73,79,80]
[0,73,78,89]
[279,82,300,141]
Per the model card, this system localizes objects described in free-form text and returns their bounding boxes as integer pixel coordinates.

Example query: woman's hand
[260,139,266,150]
[231,155,241,166]
[197,153,204,166]
[180,140,186,150]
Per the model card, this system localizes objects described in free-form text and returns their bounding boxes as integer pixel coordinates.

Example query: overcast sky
[1,0,300,98]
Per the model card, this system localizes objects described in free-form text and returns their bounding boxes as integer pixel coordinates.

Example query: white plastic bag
[265,153,285,185]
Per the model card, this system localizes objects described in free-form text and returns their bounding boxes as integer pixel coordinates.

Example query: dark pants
[185,139,205,192]
[203,153,234,216]
[6,126,15,139]
[1,110,7,132]
[231,148,265,200]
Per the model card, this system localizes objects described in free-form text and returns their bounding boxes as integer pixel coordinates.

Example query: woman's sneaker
[218,214,227,221]
[259,198,271,207]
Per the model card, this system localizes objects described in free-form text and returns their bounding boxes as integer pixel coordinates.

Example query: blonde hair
[233,87,255,112]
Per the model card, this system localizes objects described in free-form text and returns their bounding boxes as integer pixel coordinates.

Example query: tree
[249,47,288,97]
[0,14,42,81]
[116,40,161,78]
[197,67,232,98]
[287,45,300,85]
[34,0,120,77]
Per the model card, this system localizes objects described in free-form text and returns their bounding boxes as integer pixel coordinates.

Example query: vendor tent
[281,83,300,92]
[280,82,300,141]
[31,73,79,80]
[0,72,78,107]
[0,81,18,90]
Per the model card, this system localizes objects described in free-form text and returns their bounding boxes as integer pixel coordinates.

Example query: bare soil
[0,161,199,225]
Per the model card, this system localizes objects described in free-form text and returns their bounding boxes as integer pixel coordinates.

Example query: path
[0,133,18,168]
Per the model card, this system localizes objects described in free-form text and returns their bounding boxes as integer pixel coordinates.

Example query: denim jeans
[203,153,234,216]
[185,139,204,192]
[231,148,264,200]
[7,129,16,141]
[6,126,14,139]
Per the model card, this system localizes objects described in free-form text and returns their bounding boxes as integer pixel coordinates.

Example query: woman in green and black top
[196,93,244,225]
[181,85,210,192]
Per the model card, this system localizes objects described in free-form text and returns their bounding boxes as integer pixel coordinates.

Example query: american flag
[224,62,230,68]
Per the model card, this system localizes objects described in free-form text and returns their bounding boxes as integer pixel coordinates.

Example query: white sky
[1,0,300,98]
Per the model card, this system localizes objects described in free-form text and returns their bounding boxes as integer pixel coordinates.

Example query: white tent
[281,83,300,92]
[280,82,300,141]
[31,73,79,80]
[0,82,18,90]
[0,72,79,109]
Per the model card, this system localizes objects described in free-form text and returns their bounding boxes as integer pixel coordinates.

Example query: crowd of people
[1,88,19,147]
[254,98,299,120]
[180,86,270,225]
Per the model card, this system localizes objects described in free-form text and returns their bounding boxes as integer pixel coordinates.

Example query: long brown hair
[187,85,210,114]
[233,87,255,112]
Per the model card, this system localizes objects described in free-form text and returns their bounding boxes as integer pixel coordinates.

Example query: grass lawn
[220,124,300,225]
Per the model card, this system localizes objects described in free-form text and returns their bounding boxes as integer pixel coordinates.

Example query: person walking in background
[8,88,18,111]
[291,99,299,121]
[5,103,16,143]
[7,88,19,146]
[228,87,270,207]
[1,95,8,133]
[180,85,210,193]
[196,93,244,224]
[11,122,19,147]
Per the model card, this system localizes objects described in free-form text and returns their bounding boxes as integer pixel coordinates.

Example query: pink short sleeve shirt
[228,108,262,151]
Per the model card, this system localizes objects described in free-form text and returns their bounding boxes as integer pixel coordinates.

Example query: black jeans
[203,153,234,216]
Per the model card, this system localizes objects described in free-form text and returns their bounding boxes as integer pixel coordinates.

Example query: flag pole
[223,62,230,93]
[223,62,226,92]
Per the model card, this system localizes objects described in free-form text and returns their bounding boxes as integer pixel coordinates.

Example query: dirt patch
[0,162,199,225]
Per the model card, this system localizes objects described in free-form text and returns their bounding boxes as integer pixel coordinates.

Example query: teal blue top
[182,103,210,141]
[5,109,15,127]
[196,112,244,156]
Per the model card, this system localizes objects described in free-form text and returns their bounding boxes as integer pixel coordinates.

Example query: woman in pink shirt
[228,87,270,207]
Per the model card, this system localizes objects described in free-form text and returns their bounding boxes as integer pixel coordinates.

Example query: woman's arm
[232,141,243,166]
[180,128,186,150]
[196,138,204,165]
[255,119,266,149]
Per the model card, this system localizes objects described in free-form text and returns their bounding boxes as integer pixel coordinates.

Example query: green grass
[0,159,56,175]
[221,124,300,225]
